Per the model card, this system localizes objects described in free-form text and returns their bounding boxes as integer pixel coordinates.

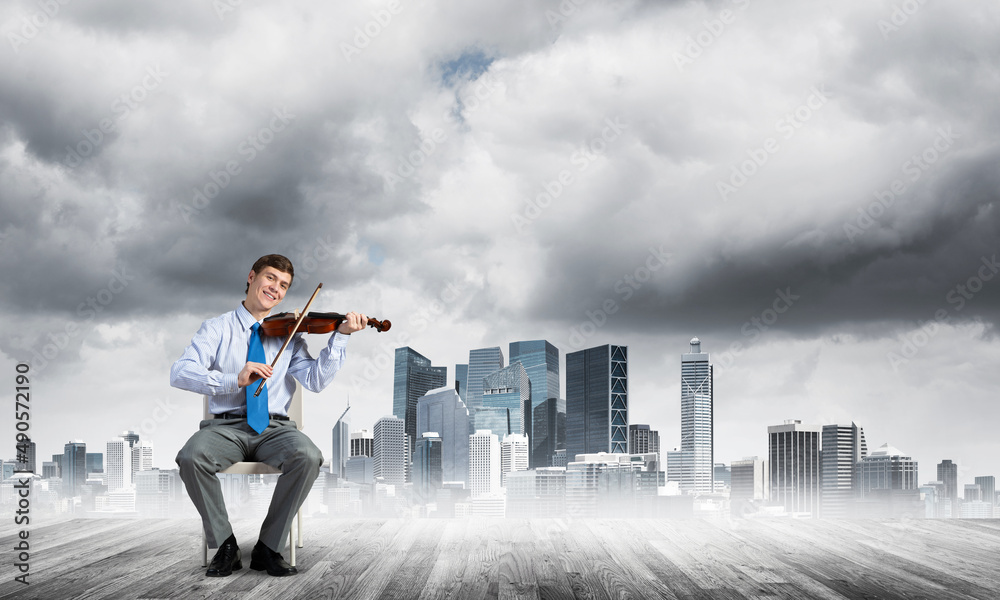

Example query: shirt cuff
[222,373,240,394]
[330,332,351,348]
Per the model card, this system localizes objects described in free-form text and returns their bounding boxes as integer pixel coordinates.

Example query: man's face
[246,266,292,313]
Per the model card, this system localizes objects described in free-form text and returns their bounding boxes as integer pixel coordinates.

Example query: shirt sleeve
[169,319,241,396]
[286,331,350,393]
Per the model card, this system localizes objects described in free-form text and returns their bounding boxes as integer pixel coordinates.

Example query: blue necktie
[246,323,269,434]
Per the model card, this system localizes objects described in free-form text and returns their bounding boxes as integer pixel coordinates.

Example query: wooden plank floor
[2,517,998,600]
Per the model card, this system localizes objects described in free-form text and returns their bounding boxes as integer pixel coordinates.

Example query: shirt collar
[235,301,260,331]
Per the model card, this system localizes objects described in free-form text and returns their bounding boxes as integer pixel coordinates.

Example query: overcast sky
[2,0,998,492]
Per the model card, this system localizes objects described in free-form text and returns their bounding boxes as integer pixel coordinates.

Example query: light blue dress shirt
[170,302,349,415]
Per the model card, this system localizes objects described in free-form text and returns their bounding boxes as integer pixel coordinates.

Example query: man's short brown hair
[245,254,294,293]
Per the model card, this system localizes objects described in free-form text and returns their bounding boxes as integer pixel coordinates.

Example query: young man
[172,254,365,577]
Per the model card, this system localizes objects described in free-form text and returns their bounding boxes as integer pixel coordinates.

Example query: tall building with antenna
[680,337,713,494]
[331,399,350,479]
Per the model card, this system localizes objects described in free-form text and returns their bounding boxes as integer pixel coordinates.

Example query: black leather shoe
[250,540,298,576]
[206,534,242,577]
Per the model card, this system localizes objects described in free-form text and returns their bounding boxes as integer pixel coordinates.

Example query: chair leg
[297,507,304,548]
[202,531,208,567]
[289,517,296,567]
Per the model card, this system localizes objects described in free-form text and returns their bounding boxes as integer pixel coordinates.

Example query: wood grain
[1,517,997,600]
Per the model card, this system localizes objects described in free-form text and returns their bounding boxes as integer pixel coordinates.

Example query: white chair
[200,381,305,567]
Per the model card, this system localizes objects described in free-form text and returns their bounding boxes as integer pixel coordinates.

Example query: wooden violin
[261,311,391,336]
[251,283,390,397]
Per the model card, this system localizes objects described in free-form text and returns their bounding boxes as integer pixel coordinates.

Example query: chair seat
[219,462,282,475]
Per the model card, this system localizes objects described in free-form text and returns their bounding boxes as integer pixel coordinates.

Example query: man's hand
[238,362,273,387]
[337,312,368,335]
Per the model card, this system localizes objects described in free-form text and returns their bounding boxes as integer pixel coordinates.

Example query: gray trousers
[175,418,322,552]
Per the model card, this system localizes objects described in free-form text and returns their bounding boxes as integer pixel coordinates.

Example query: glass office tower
[455,363,468,404]
[566,344,628,460]
[416,387,470,485]
[63,440,87,497]
[393,347,447,447]
[482,362,531,437]
[509,340,561,468]
[466,347,504,412]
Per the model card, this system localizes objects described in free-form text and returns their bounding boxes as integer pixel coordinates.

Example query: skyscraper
[566,344,628,459]
[731,456,769,515]
[937,460,958,503]
[481,362,531,437]
[455,363,468,404]
[469,430,501,498]
[532,397,566,468]
[373,416,406,486]
[628,424,660,466]
[856,444,919,494]
[473,406,510,438]
[132,440,153,477]
[821,422,867,518]
[86,452,103,474]
[63,440,87,497]
[416,387,470,485]
[106,438,132,491]
[500,433,529,486]
[331,417,350,478]
[855,443,920,518]
[413,432,443,501]
[466,347,504,412]
[393,347,447,447]
[768,420,821,516]
[349,429,373,457]
[25,441,37,474]
[120,430,139,449]
[974,476,996,506]
[680,338,713,494]
[509,340,561,468]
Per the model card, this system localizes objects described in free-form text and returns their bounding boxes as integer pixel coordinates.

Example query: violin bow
[254,282,323,397]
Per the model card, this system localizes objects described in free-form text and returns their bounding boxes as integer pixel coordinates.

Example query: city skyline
[17,335,997,499]
[1,0,998,508]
